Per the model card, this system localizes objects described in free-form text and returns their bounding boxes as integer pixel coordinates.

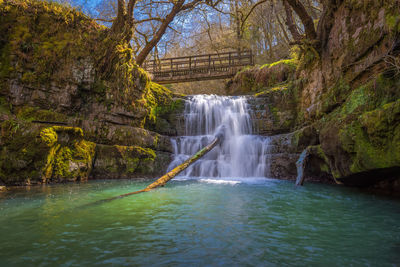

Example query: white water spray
[167,95,270,178]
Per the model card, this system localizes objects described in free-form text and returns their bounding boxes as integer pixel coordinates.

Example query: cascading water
[167,94,271,178]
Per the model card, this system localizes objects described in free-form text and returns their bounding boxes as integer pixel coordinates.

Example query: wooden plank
[144,53,252,69]
[144,51,252,66]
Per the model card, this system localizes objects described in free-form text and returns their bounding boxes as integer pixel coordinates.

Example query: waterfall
[167,95,270,178]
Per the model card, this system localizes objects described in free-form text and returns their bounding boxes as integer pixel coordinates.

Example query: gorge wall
[229,0,400,193]
[0,1,184,185]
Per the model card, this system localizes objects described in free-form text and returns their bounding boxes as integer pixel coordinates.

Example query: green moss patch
[339,100,400,173]
[16,106,68,122]
[260,59,297,70]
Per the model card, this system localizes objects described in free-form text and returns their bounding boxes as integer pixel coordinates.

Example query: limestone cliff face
[299,1,400,189]
[228,0,400,192]
[0,1,184,185]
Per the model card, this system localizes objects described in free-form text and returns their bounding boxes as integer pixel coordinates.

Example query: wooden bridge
[143,50,254,84]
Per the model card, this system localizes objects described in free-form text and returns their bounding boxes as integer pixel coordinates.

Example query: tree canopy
[59,0,332,66]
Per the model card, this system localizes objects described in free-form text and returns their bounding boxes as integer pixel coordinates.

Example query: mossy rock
[0,120,95,185]
[92,144,158,179]
[0,120,49,185]
[0,96,11,115]
[0,0,103,86]
[143,82,185,135]
[15,105,68,123]
[340,100,400,173]
[0,0,152,126]
[319,99,400,182]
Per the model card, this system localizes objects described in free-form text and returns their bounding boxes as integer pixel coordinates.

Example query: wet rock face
[319,99,400,182]
[2,73,173,185]
[298,4,397,120]
[79,121,173,153]
[0,119,173,185]
[247,94,297,136]
[259,126,321,180]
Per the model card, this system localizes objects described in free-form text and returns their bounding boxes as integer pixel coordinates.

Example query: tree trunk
[285,0,317,40]
[140,137,221,191]
[111,0,126,34]
[98,0,136,77]
[135,1,184,65]
[111,0,136,43]
[283,0,302,42]
[275,13,291,44]
[317,0,343,48]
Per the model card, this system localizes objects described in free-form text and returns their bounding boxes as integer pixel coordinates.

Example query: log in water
[103,133,223,201]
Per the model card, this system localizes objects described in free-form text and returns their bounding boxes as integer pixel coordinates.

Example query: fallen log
[94,126,225,203]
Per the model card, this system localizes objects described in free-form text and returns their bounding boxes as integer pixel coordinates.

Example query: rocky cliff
[0,0,184,185]
[230,0,400,193]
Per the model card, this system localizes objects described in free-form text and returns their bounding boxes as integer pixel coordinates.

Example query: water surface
[1,178,400,266]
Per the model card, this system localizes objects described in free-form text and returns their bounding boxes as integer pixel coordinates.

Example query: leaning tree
[104,0,221,66]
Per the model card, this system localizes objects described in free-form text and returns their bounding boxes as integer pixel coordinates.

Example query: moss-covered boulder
[0,0,151,127]
[40,126,96,183]
[320,99,400,184]
[92,144,170,179]
[0,121,95,185]
[0,120,49,185]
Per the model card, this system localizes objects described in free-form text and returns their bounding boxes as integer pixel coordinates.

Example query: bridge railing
[143,50,254,74]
